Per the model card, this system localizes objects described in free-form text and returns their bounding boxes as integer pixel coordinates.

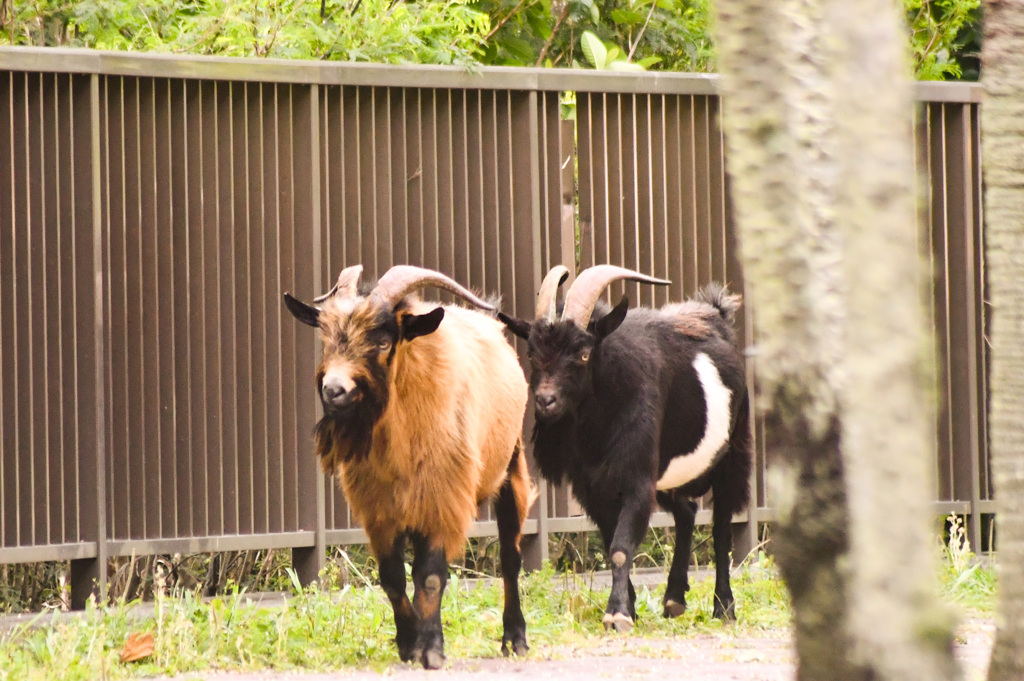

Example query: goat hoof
[603,612,633,633]
[663,599,686,618]
[421,649,446,670]
[713,600,736,621]
[501,635,529,658]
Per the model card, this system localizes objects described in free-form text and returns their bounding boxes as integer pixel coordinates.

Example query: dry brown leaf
[119,631,155,663]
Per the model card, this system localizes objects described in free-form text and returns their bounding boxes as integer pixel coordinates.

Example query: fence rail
[0,48,987,607]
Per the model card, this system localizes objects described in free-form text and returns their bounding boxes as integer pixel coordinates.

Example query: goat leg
[410,533,448,669]
[494,475,529,657]
[711,495,736,620]
[660,493,697,618]
[601,489,653,633]
[376,533,418,661]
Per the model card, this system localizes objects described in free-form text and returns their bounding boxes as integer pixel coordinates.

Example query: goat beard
[531,415,579,486]
[313,389,387,470]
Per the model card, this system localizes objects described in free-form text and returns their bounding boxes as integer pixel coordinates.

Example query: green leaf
[527,12,552,40]
[610,8,645,24]
[500,35,536,63]
[580,30,607,69]
[609,60,645,71]
[637,55,662,68]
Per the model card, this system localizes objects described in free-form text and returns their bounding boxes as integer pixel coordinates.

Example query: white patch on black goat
[656,353,732,491]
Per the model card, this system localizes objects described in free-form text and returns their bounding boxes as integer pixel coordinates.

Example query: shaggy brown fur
[314,297,533,559]
[286,276,536,668]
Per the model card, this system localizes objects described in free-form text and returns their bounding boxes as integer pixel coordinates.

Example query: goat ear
[284,293,320,327]
[401,306,445,341]
[497,311,531,340]
[595,296,629,339]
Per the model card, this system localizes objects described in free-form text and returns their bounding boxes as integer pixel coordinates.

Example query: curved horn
[562,265,671,329]
[535,265,570,321]
[312,264,363,304]
[373,265,495,311]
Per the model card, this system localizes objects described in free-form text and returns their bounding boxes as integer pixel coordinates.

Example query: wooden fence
[0,48,987,607]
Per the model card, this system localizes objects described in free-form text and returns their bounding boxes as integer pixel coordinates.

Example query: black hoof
[663,599,687,618]
[501,634,529,657]
[397,634,417,659]
[713,598,736,621]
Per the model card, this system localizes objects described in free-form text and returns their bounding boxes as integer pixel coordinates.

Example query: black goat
[500,265,752,631]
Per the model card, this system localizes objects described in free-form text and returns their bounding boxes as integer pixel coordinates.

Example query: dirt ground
[159,617,994,681]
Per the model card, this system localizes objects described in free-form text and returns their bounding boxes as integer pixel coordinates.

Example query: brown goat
[284,265,533,670]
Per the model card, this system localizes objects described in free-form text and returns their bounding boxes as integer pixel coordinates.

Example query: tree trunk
[712,0,959,679]
[982,3,1024,679]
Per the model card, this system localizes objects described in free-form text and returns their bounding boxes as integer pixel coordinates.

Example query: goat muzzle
[321,376,359,412]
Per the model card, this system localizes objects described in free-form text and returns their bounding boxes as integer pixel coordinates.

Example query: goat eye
[377,339,392,352]
[579,350,591,363]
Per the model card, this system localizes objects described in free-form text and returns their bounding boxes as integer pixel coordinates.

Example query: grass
[0,516,995,680]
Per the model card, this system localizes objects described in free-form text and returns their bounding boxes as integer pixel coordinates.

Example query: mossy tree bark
[712,0,959,679]
[981,2,1024,679]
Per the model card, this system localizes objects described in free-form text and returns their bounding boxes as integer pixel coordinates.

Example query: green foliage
[905,0,980,80]
[937,514,996,614]
[475,0,712,71]
[1,0,489,65]
[1,0,979,78]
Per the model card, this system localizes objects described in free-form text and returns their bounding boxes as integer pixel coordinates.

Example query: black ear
[402,306,445,341]
[284,292,320,327]
[497,311,531,340]
[595,296,629,339]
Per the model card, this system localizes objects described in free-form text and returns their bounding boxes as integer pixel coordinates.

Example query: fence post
[292,83,327,585]
[510,90,549,571]
[71,73,108,608]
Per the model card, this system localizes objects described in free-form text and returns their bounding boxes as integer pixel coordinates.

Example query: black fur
[507,282,752,624]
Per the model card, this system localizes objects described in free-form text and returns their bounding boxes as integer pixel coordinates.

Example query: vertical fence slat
[391,88,411,268]
[249,83,270,536]
[234,82,254,537]
[650,95,669,308]
[70,72,106,606]
[635,94,654,307]
[971,103,990,508]
[581,94,598,270]
[170,80,192,539]
[0,71,13,549]
[929,103,954,502]
[293,83,326,584]
[154,79,178,538]
[41,74,59,545]
[437,90,454,283]
[451,90,469,288]
[25,73,43,546]
[185,79,209,539]
[664,96,683,303]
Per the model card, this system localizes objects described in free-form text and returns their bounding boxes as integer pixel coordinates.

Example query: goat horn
[313,264,363,304]
[535,266,570,322]
[373,265,495,311]
[562,265,671,329]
